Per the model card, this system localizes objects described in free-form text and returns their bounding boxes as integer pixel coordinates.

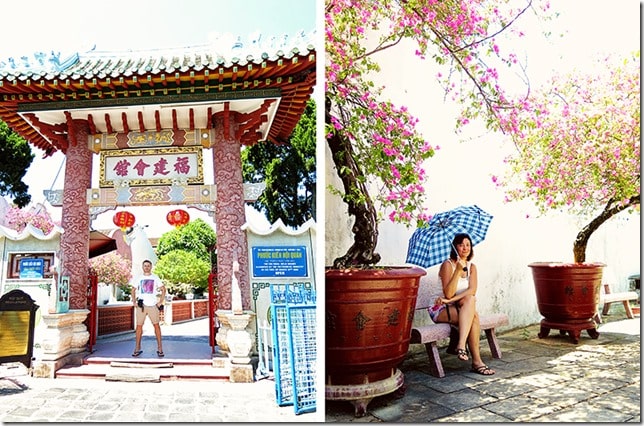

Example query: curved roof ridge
[242,217,316,237]
[0,29,315,77]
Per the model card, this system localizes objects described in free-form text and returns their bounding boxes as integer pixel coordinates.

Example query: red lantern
[113,211,135,232]
[166,209,190,228]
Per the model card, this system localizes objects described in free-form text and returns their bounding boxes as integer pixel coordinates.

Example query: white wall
[325,3,640,329]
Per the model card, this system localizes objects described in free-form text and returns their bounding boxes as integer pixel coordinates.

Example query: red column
[212,110,250,310]
[60,119,92,310]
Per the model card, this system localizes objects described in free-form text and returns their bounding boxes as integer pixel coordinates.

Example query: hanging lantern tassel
[113,211,136,233]
[167,209,190,228]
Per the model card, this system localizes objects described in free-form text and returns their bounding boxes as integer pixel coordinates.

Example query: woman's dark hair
[449,233,474,261]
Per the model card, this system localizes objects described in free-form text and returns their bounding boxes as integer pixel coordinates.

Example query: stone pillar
[212,110,250,310]
[32,309,89,378]
[60,119,92,310]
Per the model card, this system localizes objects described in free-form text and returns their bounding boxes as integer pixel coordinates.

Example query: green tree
[242,99,316,227]
[156,218,216,267]
[0,120,34,207]
[154,250,211,297]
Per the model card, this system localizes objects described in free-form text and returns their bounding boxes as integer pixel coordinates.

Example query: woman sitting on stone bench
[428,233,495,376]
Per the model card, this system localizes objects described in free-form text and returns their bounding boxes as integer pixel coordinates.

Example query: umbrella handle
[451,242,467,271]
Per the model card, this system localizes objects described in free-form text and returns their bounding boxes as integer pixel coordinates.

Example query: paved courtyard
[325,308,640,422]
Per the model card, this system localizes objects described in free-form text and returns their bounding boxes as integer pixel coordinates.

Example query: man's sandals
[470,364,495,375]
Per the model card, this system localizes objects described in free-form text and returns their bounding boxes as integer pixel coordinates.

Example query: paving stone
[485,394,561,421]
[434,406,512,422]
[536,401,632,422]
[433,387,499,411]
[325,316,640,422]
[529,381,599,407]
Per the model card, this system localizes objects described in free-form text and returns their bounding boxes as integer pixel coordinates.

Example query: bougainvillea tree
[3,205,55,235]
[493,52,640,263]
[326,0,550,268]
[89,252,132,289]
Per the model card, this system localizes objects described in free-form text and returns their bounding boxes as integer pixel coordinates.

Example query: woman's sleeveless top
[448,259,470,295]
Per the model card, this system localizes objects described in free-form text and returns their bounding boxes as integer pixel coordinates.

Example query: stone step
[55,362,230,381]
[85,356,214,366]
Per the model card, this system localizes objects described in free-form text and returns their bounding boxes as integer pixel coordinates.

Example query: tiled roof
[0,31,316,155]
[0,31,314,79]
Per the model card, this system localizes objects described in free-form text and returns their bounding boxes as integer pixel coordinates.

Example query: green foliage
[154,249,211,296]
[156,218,216,266]
[0,120,34,207]
[242,99,316,227]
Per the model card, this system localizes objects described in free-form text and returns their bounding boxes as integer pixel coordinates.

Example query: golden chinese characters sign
[100,146,203,187]
[0,311,30,357]
[0,289,39,368]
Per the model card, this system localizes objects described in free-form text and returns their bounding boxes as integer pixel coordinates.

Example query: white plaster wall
[325,6,641,329]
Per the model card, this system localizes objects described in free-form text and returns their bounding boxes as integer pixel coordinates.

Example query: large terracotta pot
[529,262,605,343]
[325,266,425,415]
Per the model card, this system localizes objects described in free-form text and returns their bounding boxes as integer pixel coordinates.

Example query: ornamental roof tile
[0,31,316,155]
[0,31,314,79]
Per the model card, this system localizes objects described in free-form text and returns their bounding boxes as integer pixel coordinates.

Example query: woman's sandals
[455,348,469,361]
[470,364,495,375]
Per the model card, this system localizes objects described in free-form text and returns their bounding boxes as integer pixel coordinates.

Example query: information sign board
[251,246,308,278]
[19,258,44,279]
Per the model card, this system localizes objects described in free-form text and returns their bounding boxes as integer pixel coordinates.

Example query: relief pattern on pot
[387,309,400,326]
[564,285,593,300]
[326,311,337,330]
[353,311,370,330]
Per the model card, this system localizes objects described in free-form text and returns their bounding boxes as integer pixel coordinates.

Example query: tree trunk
[573,195,640,263]
[326,99,380,269]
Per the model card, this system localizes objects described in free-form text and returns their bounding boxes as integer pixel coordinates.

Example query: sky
[0,0,318,237]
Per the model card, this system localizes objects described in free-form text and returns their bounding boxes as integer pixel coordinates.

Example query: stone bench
[410,273,509,378]
[594,283,639,323]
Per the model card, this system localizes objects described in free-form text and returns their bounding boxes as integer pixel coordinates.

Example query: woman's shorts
[428,304,446,322]
[428,302,459,323]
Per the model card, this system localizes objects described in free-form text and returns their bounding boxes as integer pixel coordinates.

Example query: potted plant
[325,0,549,415]
[493,52,640,342]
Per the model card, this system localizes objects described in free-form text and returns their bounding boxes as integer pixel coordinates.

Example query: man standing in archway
[131,259,166,357]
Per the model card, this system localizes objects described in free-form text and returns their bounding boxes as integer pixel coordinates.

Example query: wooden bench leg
[424,342,445,378]
[484,329,502,359]
[602,302,611,316]
[622,300,634,318]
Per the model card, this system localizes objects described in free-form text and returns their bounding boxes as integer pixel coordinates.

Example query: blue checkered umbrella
[406,205,493,268]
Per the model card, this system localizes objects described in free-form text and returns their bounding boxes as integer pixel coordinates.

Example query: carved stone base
[33,309,89,377]
[32,352,87,379]
[215,310,256,365]
[229,364,254,383]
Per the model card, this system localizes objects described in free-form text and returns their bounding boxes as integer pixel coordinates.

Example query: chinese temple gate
[0,33,316,374]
